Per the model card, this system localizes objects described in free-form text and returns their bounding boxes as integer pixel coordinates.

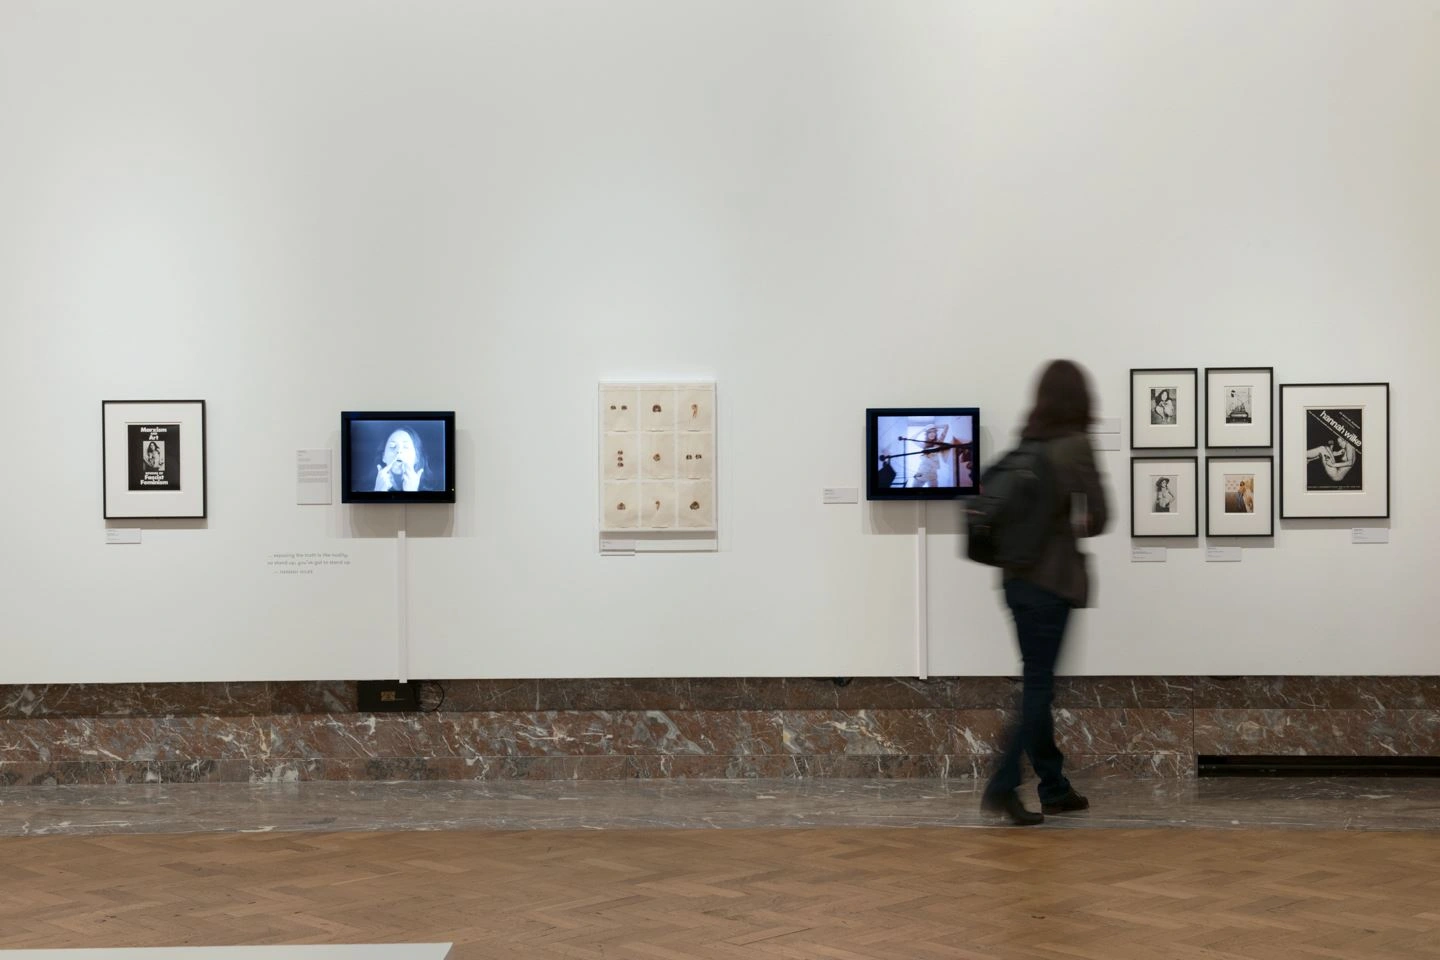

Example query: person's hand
[1320,447,1355,482]
[400,462,424,492]
[374,463,397,492]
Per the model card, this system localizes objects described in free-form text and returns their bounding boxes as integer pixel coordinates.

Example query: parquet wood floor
[2,827,1438,959]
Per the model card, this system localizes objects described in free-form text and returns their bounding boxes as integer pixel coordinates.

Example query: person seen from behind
[981,359,1110,826]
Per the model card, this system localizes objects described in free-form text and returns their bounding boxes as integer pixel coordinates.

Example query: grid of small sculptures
[600,382,716,532]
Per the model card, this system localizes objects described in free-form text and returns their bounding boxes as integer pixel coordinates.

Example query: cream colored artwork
[679,432,714,480]
[678,388,714,432]
[603,391,638,432]
[603,482,639,529]
[677,480,715,528]
[599,381,717,533]
[640,433,675,480]
[642,482,675,528]
[603,433,636,482]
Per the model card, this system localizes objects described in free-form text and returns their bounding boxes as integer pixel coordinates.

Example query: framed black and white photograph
[1205,367,1273,448]
[102,400,207,519]
[1280,383,1390,519]
[1131,368,1198,449]
[1206,456,1274,537]
[1131,456,1198,537]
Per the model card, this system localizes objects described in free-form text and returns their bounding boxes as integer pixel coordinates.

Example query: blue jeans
[985,579,1074,803]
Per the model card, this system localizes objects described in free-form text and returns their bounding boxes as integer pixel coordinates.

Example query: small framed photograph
[1206,456,1274,537]
[102,400,207,519]
[1131,368,1198,449]
[1280,383,1389,519]
[1205,367,1273,448]
[1131,456,1198,537]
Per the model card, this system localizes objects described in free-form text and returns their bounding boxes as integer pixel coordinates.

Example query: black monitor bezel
[340,411,457,504]
[865,406,981,501]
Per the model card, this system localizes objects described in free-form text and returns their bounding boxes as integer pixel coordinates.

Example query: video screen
[866,408,980,501]
[341,412,455,503]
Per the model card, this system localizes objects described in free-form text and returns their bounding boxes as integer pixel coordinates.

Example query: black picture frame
[1205,455,1275,538]
[1130,455,1199,538]
[1204,366,1274,449]
[1130,368,1199,450]
[865,407,981,501]
[341,411,457,504]
[1278,383,1390,520]
[101,399,208,519]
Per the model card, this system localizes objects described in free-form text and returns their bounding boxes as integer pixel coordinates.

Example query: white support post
[397,505,409,684]
[916,500,929,680]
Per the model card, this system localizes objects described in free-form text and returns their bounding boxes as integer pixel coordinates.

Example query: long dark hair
[1021,359,1094,440]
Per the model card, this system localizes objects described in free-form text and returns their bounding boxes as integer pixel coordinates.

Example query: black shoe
[981,790,1044,826]
[1041,789,1089,815]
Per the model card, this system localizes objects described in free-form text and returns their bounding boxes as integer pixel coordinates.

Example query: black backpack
[965,439,1058,569]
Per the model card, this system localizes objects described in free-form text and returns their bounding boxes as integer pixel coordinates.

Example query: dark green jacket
[1005,432,1110,607]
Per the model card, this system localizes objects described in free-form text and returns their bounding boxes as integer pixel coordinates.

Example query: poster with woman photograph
[1130,456,1198,537]
[1205,367,1273,448]
[1131,369,1198,449]
[1206,456,1274,537]
[1279,383,1389,518]
[599,380,718,538]
[1305,408,1362,491]
[102,400,207,519]
[127,423,181,491]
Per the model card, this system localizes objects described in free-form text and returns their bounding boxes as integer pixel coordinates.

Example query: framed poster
[1206,456,1274,537]
[1279,383,1389,519]
[1131,368,1198,449]
[102,400,207,519]
[1205,367,1274,448]
[1131,456,1198,537]
[599,381,716,534]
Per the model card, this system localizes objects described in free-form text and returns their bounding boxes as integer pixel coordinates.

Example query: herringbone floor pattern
[2,827,1438,959]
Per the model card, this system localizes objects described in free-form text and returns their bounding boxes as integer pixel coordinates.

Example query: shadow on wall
[104,518,209,532]
[339,504,456,539]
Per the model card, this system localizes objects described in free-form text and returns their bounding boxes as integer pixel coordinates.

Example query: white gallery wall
[1,0,1436,682]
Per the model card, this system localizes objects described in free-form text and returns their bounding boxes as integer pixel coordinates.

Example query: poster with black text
[1305,408,1362,491]
[128,424,181,490]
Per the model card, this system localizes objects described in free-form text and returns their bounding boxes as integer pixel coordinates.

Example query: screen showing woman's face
[382,430,417,467]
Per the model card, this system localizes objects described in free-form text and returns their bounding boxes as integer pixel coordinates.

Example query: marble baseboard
[1194,709,1440,756]
[10,676,1440,720]
[0,676,1200,718]
[1192,677,1440,710]
[0,708,1190,764]
[0,677,1435,787]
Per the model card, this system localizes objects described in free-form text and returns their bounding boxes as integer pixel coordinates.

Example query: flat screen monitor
[866,407,980,500]
[341,411,456,504]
